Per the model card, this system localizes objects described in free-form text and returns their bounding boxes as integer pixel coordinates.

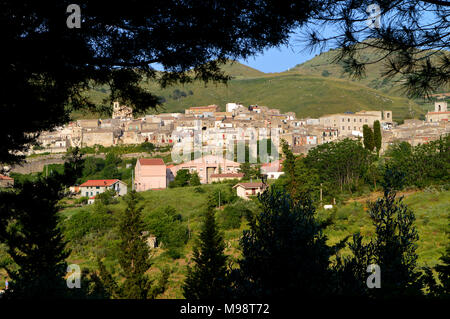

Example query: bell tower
[435,101,448,112]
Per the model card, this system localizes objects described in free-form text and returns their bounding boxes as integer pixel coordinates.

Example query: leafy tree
[117,191,152,299]
[95,189,118,205]
[373,120,382,154]
[170,169,191,188]
[189,172,201,186]
[183,208,229,299]
[305,138,371,192]
[363,125,375,152]
[235,188,336,298]
[144,206,188,258]
[279,141,320,201]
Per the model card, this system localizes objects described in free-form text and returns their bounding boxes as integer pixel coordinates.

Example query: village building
[134,158,169,191]
[0,174,14,188]
[260,159,284,179]
[185,105,219,116]
[169,155,241,184]
[233,182,267,200]
[112,101,133,119]
[79,179,128,198]
[426,101,449,123]
[209,172,244,183]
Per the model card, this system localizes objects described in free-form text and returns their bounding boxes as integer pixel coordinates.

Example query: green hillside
[290,44,450,98]
[50,185,449,298]
[77,58,428,121]
[85,73,422,121]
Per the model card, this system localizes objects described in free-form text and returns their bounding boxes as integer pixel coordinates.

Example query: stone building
[426,101,449,123]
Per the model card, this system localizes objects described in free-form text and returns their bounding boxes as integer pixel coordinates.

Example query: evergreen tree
[335,167,423,298]
[183,208,229,299]
[117,191,152,299]
[0,176,70,298]
[0,150,83,299]
[373,120,382,154]
[238,162,252,180]
[363,125,374,152]
[96,258,119,299]
[235,188,335,298]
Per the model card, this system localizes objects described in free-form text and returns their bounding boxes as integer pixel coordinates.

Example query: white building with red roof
[134,158,169,191]
[79,179,127,198]
[260,159,284,179]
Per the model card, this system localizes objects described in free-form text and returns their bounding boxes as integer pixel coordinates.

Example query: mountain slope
[80,60,424,121]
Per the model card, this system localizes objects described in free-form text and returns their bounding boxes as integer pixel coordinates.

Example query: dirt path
[347,189,420,204]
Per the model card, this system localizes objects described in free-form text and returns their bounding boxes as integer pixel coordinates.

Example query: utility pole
[320,183,323,203]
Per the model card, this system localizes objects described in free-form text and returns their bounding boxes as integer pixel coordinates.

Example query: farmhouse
[233,182,267,200]
[79,179,128,198]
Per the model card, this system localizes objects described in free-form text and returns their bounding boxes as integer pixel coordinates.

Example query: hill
[49,185,450,298]
[76,57,428,121]
[289,43,450,98]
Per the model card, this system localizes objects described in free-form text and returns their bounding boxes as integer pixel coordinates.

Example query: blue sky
[237,42,318,73]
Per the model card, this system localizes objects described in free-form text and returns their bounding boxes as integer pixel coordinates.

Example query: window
[354,127,356,130]
[342,126,345,130]
[348,118,350,122]
[348,126,350,130]
[342,118,344,122]
[360,119,362,122]
[96,186,99,189]
[354,118,356,122]
[365,119,368,123]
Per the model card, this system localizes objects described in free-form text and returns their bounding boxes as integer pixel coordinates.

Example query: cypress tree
[183,208,229,299]
[363,125,374,152]
[117,191,152,299]
[373,120,382,153]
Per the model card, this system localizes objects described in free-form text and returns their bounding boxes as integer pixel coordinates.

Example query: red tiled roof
[80,179,120,187]
[233,182,265,189]
[211,173,244,178]
[138,158,165,165]
[0,174,13,180]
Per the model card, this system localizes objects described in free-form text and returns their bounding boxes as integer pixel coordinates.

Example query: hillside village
[33,99,449,157]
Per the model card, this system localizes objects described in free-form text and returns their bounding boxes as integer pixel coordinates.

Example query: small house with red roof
[79,179,127,198]
[134,158,169,191]
[233,182,267,200]
[0,174,14,188]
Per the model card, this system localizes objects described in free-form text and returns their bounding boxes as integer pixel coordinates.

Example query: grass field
[52,184,450,298]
